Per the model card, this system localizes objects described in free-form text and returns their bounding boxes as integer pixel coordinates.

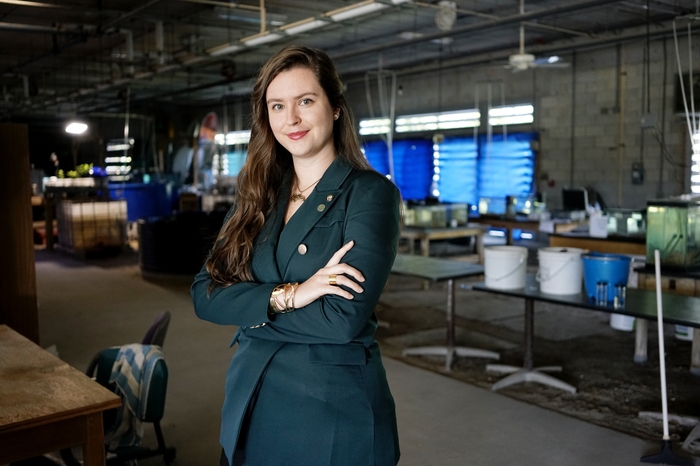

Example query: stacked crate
[56,200,127,252]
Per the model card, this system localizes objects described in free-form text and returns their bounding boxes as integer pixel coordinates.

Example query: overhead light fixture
[208,43,244,57]
[282,18,329,35]
[395,109,480,133]
[215,130,252,145]
[242,32,283,46]
[65,122,88,135]
[327,1,388,22]
[106,138,135,152]
[359,118,391,135]
[488,104,534,126]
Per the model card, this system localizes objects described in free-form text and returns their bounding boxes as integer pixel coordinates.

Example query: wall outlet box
[631,162,644,185]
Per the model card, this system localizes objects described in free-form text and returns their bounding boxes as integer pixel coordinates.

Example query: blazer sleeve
[242,176,400,344]
[190,210,277,328]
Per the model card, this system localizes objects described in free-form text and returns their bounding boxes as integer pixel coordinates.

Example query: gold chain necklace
[290,177,322,202]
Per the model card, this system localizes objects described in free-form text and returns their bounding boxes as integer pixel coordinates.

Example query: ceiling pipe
[331,0,626,60]
[353,20,700,81]
[101,0,162,30]
[0,0,66,8]
[155,20,164,65]
[121,29,134,75]
[5,0,688,115]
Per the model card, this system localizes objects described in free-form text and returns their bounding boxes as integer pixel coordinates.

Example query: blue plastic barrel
[581,252,631,301]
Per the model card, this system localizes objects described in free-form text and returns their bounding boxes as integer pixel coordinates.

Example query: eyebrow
[266,92,319,105]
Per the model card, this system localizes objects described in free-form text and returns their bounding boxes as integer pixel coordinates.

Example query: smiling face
[266,67,338,163]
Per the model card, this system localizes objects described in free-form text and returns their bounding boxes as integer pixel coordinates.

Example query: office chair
[61,312,176,465]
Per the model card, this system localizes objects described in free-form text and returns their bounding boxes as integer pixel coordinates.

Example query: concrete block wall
[347,35,700,211]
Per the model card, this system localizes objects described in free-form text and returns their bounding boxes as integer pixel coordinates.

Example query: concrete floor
[29,248,672,466]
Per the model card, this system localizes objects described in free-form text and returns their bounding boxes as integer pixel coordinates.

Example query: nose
[285,106,300,126]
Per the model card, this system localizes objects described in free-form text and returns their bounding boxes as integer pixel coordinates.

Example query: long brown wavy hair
[206,45,371,288]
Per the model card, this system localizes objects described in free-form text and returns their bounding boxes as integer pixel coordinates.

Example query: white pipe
[120,29,134,75]
[654,249,670,441]
[155,20,164,65]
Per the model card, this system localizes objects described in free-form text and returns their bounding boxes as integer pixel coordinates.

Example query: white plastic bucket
[675,325,693,341]
[610,314,635,332]
[484,246,528,290]
[536,247,584,295]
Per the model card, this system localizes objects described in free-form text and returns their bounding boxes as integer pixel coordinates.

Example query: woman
[191,45,401,466]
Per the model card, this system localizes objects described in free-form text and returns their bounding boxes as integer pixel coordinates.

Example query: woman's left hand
[292,240,365,309]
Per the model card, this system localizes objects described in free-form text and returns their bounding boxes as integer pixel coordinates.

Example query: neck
[292,152,336,191]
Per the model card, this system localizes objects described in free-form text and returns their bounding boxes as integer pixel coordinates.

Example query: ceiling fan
[506,0,570,72]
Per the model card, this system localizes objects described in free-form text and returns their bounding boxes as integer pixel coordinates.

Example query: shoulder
[345,168,399,199]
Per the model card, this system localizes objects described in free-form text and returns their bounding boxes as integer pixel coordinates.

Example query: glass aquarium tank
[646,196,700,270]
[606,208,646,236]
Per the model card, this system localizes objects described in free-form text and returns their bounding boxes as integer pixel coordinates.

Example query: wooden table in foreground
[0,325,121,465]
[400,224,487,262]
[471,276,700,393]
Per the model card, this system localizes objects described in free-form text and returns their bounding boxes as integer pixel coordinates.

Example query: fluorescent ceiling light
[242,32,283,46]
[105,156,132,164]
[359,118,392,135]
[395,109,480,133]
[328,1,388,22]
[208,43,244,56]
[216,130,252,145]
[488,104,533,117]
[106,138,135,152]
[65,122,87,134]
[488,104,534,126]
[489,115,534,126]
[282,18,329,35]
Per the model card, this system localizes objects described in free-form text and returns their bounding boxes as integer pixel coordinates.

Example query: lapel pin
[326,194,334,202]
[317,204,326,212]
[298,244,308,255]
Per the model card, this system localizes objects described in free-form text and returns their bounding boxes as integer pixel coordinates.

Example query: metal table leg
[403,278,500,370]
[486,298,577,394]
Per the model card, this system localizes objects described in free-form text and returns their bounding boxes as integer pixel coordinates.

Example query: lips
[287,131,309,140]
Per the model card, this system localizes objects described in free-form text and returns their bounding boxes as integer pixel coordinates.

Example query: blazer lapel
[250,175,290,283]
[276,158,353,277]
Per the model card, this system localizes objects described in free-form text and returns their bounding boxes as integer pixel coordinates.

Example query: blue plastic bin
[109,182,174,222]
[581,252,631,301]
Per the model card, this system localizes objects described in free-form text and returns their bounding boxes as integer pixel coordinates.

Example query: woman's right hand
[293,241,365,309]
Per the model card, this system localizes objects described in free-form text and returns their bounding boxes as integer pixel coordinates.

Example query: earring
[333,113,339,120]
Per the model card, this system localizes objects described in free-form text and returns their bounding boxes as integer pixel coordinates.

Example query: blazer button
[298,244,308,255]
[317,204,325,212]
[326,194,334,202]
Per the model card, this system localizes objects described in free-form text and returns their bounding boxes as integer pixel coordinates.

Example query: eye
[270,103,283,111]
[300,98,312,106]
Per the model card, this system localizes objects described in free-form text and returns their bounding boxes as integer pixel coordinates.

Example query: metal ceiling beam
[0,0,66,8]
[359,19,699,80]
[101,0,163,30]
[331,0,623,60]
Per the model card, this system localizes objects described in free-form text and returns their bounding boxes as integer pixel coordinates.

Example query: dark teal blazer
[192,158,401,465]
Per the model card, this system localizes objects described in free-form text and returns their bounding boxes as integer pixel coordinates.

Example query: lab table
[471,275,700,393]
[390,254,499,370]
